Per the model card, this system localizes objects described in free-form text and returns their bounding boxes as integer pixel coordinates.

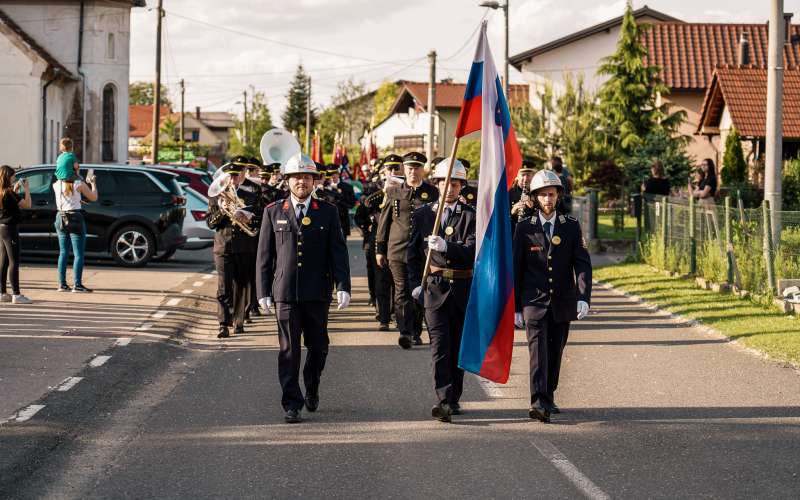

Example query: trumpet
[208,173,259,237]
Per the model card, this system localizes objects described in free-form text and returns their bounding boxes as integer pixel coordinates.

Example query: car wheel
[111,225,155,267]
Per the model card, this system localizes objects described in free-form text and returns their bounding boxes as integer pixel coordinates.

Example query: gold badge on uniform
[551,235,562,245]
[421,192,429,200]
[301,216,311,226]
[467,193,474,200]
[445,226,454,236]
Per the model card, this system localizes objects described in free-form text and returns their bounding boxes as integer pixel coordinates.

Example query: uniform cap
[530,169,563,192]
[221,162,242,175]
[431,158,468,181]
[403,151,427,167]
[282,153,320,177]
[519,158,537,173]
[382,154,403,169]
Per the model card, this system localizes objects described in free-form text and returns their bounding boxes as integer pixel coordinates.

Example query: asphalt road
[2,244,800,499]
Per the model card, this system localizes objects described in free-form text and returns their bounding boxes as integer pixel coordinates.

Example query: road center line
[530,437,610,500]
[115,337,132,347]
[56,377,84,392]
[202,274,214,280]
[166,298,181,306]
[14,404,46,422]
[89,355,111,368]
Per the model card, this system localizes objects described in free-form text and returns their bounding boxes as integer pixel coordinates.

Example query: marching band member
[513,170,592,423]
[256,154,351,424]
[407,159,476,422]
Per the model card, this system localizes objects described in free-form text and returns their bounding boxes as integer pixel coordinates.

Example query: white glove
[577,300,589,320]
[427,235,447,252]
[259,297,274,315]
[337,291,351,310]
[412,286,423,301]
[514,312,524,329]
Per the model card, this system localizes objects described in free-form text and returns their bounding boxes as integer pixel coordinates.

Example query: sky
[129,0,800,125]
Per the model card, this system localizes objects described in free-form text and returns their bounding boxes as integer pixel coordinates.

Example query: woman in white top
[53,170,98,292]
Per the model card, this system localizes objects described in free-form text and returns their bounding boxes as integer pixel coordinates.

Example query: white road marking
[115,337,132,347]
[135,323,153,331]
[56,377,84,392]
[166,298,181,306]
[474,375,507,398]
[151,310,167,319]
[89,355,111,368]
[14,404,46,422]
[202,274,214,280]
[181,289,194,294]
[192,281,203,287]
[530,437,610,500]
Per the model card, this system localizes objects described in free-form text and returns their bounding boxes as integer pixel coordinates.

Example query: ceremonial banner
[457,21,521,383]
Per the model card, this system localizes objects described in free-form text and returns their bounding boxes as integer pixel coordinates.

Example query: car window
[149,171,184,196]
[93,170,118,194]
[185,188,208,211]
[18,170,54,194]
[114,172,162,194]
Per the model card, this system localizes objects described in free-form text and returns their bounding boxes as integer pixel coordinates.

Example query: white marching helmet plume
[282,153,320,177]
[530,169,562,192]
[432,158,468,181]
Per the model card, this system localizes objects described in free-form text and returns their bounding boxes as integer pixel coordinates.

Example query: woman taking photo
[0,165,32,304]
[53,166,98,292]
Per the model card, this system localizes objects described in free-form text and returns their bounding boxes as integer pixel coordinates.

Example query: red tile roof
[390,81,529,116]
[129,105,171,138]
[697,67,800,138]
[643,23,800,90]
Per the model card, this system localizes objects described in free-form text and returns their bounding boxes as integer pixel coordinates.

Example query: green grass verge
[597,214,637,240]
[594,263,800,365]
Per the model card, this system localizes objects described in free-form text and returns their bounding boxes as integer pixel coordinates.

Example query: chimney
[737,32,750,67]
[785,13,794,44]
[195,106,201,120]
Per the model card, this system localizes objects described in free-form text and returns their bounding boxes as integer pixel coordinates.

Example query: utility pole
[151,0,163,165]
[479,1,509,98]
[179,79,185,162]
[242,89,248,148]
[305,76,312,154]
[765,0,784,244]
[427,50,437,161]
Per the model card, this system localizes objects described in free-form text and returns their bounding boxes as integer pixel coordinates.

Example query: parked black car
[15,164,187,267]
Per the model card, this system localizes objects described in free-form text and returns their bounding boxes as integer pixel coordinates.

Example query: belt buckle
[443,269,454,280]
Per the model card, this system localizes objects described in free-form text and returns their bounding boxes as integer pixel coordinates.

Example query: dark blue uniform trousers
[523,306,570,408]
[425,278,467,405]
[276,301,329,411]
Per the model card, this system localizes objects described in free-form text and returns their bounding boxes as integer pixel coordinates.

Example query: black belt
[429,266,473,280]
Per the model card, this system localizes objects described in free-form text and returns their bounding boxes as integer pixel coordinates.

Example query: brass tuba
[208,172,259,237]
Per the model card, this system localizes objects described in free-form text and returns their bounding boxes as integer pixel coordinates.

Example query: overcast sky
[129,0,800,124]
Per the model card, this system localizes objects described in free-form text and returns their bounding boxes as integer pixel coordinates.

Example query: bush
[721,127,747,184]
[623,129,693,194]
[586,160,624,199]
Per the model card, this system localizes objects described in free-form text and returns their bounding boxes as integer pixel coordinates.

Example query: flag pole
[421,136,462,289]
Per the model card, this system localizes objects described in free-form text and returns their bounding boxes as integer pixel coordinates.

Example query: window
[93,170,118,194]
[17,170,55,195]
[107,33,115,59]
[191,130,200,142]
[114,172,162,194]
[102,84,115,162]
[393,134,425,149]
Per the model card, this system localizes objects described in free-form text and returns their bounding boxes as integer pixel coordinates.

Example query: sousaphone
[260,128,302,172]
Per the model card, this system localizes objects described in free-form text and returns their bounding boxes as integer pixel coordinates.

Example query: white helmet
[282,153,320,177]
[431,158,468,181]
[530,169,562,192]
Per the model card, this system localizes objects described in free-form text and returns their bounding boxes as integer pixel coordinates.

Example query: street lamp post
[479,0,509,98]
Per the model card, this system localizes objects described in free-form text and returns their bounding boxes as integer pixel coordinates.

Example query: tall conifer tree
[282,64,316,134]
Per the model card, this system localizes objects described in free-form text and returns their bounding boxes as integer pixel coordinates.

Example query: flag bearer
[408,159,476,423]
[512,169,591,423]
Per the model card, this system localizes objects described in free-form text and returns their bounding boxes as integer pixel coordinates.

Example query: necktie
[543,221,552,241]
[296,204,305,223]
[442,207,452,231]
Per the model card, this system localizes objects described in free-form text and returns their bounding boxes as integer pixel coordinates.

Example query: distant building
[371,80,529,156]
[0,0,145,168]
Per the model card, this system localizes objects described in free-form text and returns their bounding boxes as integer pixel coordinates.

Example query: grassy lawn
[597,213,637,240]
[595,263,800,365]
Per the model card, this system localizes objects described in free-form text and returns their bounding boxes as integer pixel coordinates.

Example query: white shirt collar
[290,195,310,212]
[538,212,556,235]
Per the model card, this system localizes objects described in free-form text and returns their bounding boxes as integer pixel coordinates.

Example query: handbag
[57,181,82,233]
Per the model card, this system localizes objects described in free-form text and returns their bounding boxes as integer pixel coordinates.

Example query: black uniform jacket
[206,181,261,255]
[354,189,384,250]
[376,181,439,261]
[513,211,592,322]
[460,184,478,207]
[407,201,476,310]
[256,197,351,303]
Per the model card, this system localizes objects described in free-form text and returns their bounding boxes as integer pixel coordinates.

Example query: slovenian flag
[457,21,521,383]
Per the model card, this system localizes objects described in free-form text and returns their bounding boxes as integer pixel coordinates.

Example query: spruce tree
[282,64,316,134]
[721,127,747,184]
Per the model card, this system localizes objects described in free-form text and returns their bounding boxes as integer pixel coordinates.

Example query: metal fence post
[661,196,668,267]
[763,200,776,295]
[632,193,642,258]
[725,196,734,284]
[587,189,598,241]
[689,193,696,275]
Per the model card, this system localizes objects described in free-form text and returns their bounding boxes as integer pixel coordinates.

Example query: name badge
[530,245,543,252]
[277,219,288,225]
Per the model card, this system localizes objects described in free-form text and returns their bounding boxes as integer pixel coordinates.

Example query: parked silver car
[181,186,214,250]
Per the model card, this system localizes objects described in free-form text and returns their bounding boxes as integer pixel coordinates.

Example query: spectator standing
[642,160,671,197]
[693,158,718,206]
[53,166,98,292]
[0,165,32,304]
[549,156,574,214]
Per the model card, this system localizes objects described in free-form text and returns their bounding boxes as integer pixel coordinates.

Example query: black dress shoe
[305,395,319,412]
[432,402,452,423]
[379,323,390,331]
[529,405,551,423]
[217,326,230,338]
[551,403,561,414]
[398,335,412,349]
[250,307,261,317]
[234,324,245,334]
[413,335,423,346]
[450,402,462,415]
[284,409,302,423]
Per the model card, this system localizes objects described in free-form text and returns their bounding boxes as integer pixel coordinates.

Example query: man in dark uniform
[513,169,591,423]
[510,160,537,231]
[238,156,268,322]
[327,165,356,236]
[256,153,351,424]
[456,158,478,207]
[407,158,476,423]
[355,185,393,330]
[375,152,438,349]
[207,162,260,338]
[258,161,283,206]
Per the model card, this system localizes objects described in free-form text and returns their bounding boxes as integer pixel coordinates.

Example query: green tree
[230,90,274,157]
[331,78,371,145]
[282,64,316,134]
[596,2,685,163]
[623,128,692,193]
[457,139,482,179]
[129,81,172,106]
[511,100,549,165]
[317,107,345,155]
[373,81,400,124]
[721,127,747,184]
